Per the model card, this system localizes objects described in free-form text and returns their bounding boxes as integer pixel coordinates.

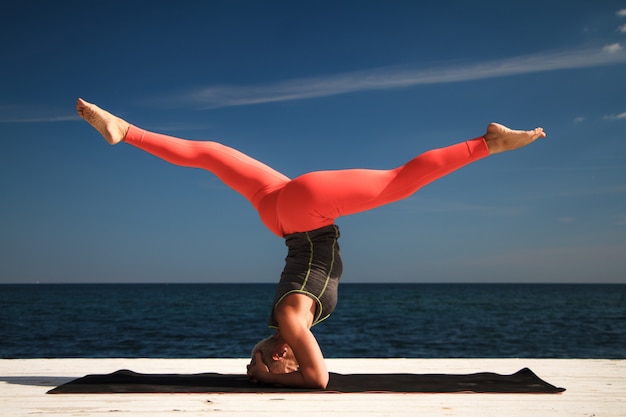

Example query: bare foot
[76,98,130,145]
[483,123,546,155]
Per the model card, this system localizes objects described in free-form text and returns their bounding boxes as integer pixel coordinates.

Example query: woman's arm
[247,296,329,389]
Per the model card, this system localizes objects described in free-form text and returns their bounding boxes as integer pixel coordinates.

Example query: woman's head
[250,333,299,374]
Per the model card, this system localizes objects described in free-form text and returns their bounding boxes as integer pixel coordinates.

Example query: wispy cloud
[0,103,80,124]
[619,24,626,33]
[617,9,626,17]
[0,115,79,123]
[603,112,626,120]
[603,43,623,53]
[163,44,626,109]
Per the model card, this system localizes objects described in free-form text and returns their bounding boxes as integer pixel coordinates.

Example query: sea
[1,283,625,359]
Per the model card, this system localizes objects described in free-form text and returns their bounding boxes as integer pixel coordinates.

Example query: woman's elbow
[310,372,329,389]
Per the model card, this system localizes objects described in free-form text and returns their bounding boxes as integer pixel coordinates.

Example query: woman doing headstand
[76,98,546,389]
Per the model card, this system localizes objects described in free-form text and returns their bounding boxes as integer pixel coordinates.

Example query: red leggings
[124,125,489,237]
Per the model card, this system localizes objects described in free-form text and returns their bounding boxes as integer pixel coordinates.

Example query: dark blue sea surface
[1,284,624,359]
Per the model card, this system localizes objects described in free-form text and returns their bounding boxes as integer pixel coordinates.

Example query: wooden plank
[1,359,624,417]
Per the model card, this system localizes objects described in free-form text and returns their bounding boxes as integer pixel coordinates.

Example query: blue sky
[1,1,625,284]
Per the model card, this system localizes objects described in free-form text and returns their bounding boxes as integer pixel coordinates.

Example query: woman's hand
[247,351,270,384]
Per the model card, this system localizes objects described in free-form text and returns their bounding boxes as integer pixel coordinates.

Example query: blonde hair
[251,335,279,368]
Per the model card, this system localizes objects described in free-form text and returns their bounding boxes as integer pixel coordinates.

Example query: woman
[76,98,546,388]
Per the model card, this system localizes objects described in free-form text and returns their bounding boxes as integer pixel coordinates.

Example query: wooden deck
[1,358,624,416]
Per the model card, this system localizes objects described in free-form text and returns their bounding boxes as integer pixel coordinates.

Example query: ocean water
[1,283,625,359]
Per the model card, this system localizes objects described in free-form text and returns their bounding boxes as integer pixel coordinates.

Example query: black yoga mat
[48,367,565,394]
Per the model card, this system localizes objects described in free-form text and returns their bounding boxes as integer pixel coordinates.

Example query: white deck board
[1,358,624,416]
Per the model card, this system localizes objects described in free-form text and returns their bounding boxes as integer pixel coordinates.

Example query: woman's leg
[123,125,290,209]
[77,99,290,236]
[274,138,490,234]
[77,99,545,237]
[274,122,545,235]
